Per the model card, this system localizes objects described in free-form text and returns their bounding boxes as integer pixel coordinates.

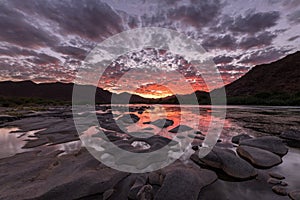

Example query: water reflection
[0,127,26,159]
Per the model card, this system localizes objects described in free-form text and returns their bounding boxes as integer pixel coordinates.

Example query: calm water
[1,105,300,158]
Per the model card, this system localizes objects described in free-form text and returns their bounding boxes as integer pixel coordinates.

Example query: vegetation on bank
[0,96,70,107]
[226,92,300,106]
[1,92,300,107]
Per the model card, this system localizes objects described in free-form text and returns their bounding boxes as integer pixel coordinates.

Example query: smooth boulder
[239,136,288,156]
[191,147,257,180]
[154,164,217,200]
[237,146,282,168]
[231,134,252,144]
[169,125,193,133]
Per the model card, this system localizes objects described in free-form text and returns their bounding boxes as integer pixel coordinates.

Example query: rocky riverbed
[0,105,300,200]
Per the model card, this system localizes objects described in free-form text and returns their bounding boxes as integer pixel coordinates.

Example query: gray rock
[169,125,193,133]
[143,119,174,128]
[237,146,282,168]
[103,189,115,200]
[272,185,287,196]
[148,172,163,186]
[289,190,300,200]
[231,134,252,144]
[269,172,285,180]
[239,136,288,156]
[267,178,281,185]
[0,149,129,200]
[280,130,300,148]
[154,163,217,200]
[191,147,257,180]
[137,185,153,200]
[128,175,148,199]
[120,113,140,123]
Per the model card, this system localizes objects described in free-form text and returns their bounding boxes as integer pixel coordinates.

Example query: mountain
[0,80,210,105]
[224,51,300,96]
[0,80,151,104]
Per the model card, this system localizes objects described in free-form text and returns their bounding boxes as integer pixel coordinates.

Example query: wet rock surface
[239,136,288,156]
[289,190,300,200]
[191,147,257,180]
[237,146,282,168]
[280,130,300,148]
[1,106,300,200]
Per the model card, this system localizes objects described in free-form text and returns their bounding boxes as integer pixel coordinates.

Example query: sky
[0,0,299,98]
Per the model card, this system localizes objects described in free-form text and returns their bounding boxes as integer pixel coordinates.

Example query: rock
[289,190,300,200]
[137,185,153,200]
[272,185,287,196]
[154,163,217,200]
[148,172,163,186]
[267,178,281,185]
[239,136,288,156]
[192,146,199,151]
[191,147,257,180]
[269,172,285,180]
[231,134,252,144]
[0,149,129,200]
[280,130,300,148]
[280,181,288,186]
[143,119,174,128]
[0,115,18,123]
[128,175,148,199]
[237,146,282,168]
[168,125,193,133]
[118,114,140,123]
[103,189,115,200]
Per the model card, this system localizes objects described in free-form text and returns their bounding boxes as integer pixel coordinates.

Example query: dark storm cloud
[217,65,249,71]
[229,11,280,34]
[202,34,237,50]
[26,53,61,65]
[213,11,281,34]
[213,55,234,65]
[287,10,300,24]
[53,46,88,60]
[238,47,291,65]
[0,46,37,57]
[239,32,276,49]
[167,0,223,28]
[0,2,58,48]
[10,0,123,40]
[288,35,300,41]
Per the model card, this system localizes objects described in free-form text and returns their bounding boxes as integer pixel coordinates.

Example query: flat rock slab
[0,149,129,200]
[239,136,288,156]
[191,147,257,180]
[280,130,300,148]
[289,190,300,200]
[143,119,174,128]
[237,146,282,168]
[169,125,193,133]
[231,134,252,144]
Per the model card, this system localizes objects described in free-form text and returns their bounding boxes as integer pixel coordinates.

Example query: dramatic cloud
[167,0,223,28]
[238,47,291,65]
[239,32,277,49]
[287,10,300,24]
[228,11,280,34]
[213,55,234,65]
[288,35,300,41]
[0,3,58,48]
[0,0,299,95]
[203,34,237,50]
[10,0,123,40]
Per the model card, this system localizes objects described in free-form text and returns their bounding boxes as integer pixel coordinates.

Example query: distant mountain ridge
[223,51,300,96]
